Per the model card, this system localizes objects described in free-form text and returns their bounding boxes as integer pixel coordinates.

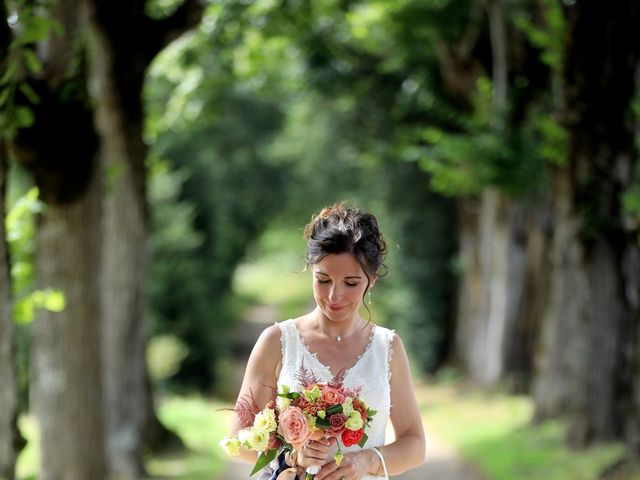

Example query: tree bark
[0,148,19,480]
[628,63,640,468]
[31,163,107,479]
[455,191,549,389]
[83,1,203,475]
[85,21,153,478]
[485,0,508,119]
[0,2,19,476]
[533,0,640,448]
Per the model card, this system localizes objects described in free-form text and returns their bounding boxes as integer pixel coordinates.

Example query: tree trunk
[86,22,150,477]
[84,1,203,475]
[0,147,19,480]
[627,66,640,467]
[31,163,107,479]
[8,0,111,477]
[1,5,19,474]
[455,191,549,389]
[533,0,640,448]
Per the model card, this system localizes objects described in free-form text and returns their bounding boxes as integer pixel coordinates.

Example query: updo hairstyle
[303,203,388,290]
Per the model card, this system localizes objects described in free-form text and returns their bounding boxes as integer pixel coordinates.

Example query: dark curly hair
[303,203,388,292]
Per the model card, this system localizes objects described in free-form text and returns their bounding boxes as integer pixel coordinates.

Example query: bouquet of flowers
[220,374,376,479]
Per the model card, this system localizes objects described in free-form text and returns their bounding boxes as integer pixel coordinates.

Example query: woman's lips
[328,304,346,311]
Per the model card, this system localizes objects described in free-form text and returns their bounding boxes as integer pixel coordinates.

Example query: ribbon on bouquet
[275,465,320,480]
[275,468,301,480]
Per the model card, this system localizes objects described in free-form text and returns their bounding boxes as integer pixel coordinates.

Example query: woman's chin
[323,307,354,322]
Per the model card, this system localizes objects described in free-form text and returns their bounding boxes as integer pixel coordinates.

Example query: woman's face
[312,253,375,323]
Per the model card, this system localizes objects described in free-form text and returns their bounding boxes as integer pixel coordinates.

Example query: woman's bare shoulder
[253,323,283,357]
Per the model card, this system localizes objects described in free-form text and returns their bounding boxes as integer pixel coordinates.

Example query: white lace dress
[263,318,395,480]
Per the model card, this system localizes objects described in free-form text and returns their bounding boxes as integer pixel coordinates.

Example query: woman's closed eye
[316,278,359,287]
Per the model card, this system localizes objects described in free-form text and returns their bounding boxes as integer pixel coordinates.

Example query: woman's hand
[314,450,373,480]
[296,436,338,469]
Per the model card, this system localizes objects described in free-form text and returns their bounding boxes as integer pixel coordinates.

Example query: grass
[417,380,637,480]
[145,396,232,479]
[15,396,235,480]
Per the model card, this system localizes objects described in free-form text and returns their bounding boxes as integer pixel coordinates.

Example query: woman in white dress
[229,203,425,479]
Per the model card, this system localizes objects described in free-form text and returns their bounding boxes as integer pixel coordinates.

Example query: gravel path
[219,428,484,480]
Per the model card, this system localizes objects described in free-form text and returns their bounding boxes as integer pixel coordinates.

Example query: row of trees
[183,0,639,469]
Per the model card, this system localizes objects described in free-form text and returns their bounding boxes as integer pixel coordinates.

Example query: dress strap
[276,319,297,369]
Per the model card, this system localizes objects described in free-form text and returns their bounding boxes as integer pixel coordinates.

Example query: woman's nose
[329,285,341,302]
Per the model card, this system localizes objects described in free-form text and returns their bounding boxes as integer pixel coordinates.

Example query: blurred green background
[2,0,640,479]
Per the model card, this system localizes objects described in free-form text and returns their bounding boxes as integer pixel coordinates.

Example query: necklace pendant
[336,335,341,342]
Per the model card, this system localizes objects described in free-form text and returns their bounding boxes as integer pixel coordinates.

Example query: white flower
[219,435,241,456]
[237,427,253,448]
[254,408,277,432]
[277,395,291,411]
[341,397,354,417]
[246,427,270,451]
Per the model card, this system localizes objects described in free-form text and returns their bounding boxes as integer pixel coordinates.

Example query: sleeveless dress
[264,318,395,480]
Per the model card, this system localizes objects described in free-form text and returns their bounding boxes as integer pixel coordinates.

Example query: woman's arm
[316,333,426,480]
[372,333,426,474]
[227,324,282,464]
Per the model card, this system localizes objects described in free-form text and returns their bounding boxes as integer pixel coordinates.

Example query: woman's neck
[312,308,363,342]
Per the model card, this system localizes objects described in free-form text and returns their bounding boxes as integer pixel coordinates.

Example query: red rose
[341,428,364,447]
[329,413,347,435]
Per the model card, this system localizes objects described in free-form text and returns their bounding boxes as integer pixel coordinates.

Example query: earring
[368,290,372,305]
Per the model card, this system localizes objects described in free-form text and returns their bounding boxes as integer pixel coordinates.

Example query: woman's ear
[369,275,378,289]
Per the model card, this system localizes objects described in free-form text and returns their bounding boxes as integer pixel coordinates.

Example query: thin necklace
[320,317,362,342]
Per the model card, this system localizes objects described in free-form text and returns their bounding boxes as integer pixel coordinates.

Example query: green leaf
[250,449,278,476]
[19,82,40,104]
[14,297,34,325]
[0,60,18,85]
[19,15,53,44]
[22,49,43,75]
[357,432,368,448]
[326,404,343,415]
[316,417,330,428]
[0,86,11,107]
[277,392,300,399]
[43,290,66,312]
[15,106,35,128]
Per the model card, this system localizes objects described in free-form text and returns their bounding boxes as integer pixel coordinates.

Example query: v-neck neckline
[293,321,376,380]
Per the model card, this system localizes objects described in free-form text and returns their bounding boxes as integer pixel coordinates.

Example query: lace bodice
[274,319,395,479]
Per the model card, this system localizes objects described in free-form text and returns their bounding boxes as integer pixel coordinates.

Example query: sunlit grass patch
[146,396,231,479]
[417,381,631,480]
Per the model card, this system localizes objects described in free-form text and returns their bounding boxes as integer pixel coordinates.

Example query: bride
[229,203,425,479]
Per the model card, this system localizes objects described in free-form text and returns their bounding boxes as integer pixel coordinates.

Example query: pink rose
[329,413,347,435]
[321,386,345,405]
[278,407,310,448]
